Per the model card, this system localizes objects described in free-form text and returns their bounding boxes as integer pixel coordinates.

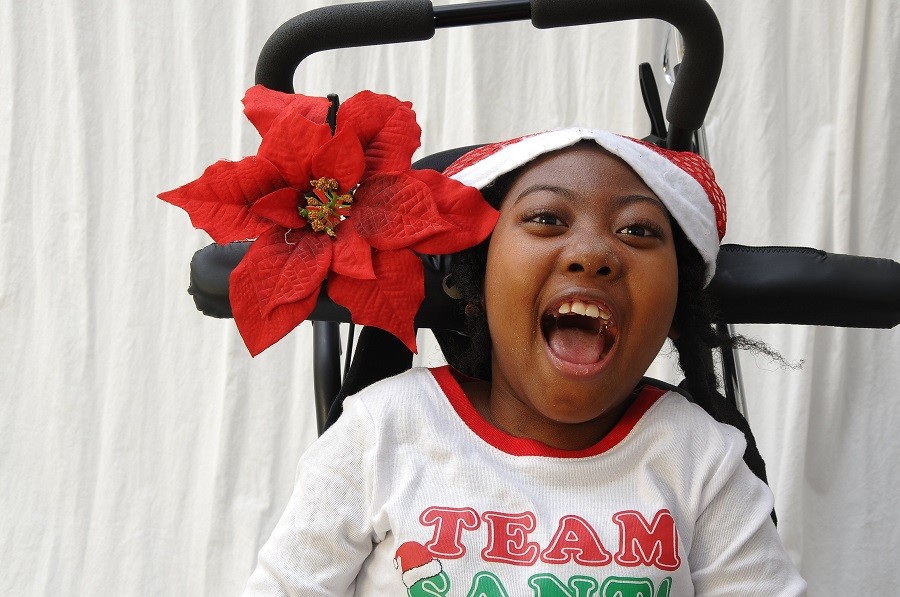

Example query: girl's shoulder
[640,383,749,468]
[339,366,452,422]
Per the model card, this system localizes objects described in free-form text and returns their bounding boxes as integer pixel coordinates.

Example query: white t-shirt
[244,366,806,596]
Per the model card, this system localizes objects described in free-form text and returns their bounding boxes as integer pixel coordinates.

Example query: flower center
[300,177,353,237]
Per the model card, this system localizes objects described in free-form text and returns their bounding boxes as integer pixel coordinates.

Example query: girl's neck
[460,379,635,451]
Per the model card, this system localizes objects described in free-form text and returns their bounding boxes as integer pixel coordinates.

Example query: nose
[563,234,621,278]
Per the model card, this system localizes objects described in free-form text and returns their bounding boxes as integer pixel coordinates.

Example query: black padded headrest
[189,241,900,330]
[412,144,483,172]
[186,146,900,331]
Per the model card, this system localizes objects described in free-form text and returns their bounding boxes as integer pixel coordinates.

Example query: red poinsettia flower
[160,86,498,356]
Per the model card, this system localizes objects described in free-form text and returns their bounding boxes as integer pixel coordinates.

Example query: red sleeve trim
[429,366,666,458]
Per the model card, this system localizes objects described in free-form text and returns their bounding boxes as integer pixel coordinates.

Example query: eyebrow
[513,184,575,204]
[513,184,667,213]
[612,194,668,214]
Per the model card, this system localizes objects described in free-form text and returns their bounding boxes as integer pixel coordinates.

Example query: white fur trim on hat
[401,558,442,588]
[447,128,723,285]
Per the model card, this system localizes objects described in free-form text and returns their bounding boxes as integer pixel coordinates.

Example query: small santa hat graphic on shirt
[394,541,443,588]
[444,128,728,285]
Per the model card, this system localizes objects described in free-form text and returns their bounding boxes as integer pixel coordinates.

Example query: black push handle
[255,0,723,150]
[529,0,722,150]
[255,0,436,94]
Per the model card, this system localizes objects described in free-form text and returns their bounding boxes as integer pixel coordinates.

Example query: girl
[242,128,807,595]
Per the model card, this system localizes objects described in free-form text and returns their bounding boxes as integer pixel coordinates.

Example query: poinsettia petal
[230,226,332,323]
[311,129,365,193]
[250,187,307,230]
[330,223,375,280]
[402,169,500,254]
[335,91,421,177]
[352,172,447,251]
[231,262,321,356]
[242,85,331,137]
[158,157,285,243]
[328,249,423,353]
[258,110,332,189]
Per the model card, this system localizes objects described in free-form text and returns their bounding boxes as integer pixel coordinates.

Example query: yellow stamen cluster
[311,177,339,193]
[299,177,353,237]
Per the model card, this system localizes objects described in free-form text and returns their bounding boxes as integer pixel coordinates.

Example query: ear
[667,325,680,341]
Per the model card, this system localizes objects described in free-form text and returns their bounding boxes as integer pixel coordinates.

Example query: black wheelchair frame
[185,0,900,434]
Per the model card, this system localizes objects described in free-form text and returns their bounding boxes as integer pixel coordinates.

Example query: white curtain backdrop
[2,0,898,594]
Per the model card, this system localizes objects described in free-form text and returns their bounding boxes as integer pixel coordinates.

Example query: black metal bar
[312,321,342,433]
[433,0,530,27]
[343,323,356,378]
[255,0,723,143]
[717,323,740,410]
[256,0,436,92]
[638,62,667,140]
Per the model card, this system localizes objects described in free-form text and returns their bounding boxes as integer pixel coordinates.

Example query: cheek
[628,252,679,325]
[484,258,524,340]
[483,234,545,348]
[483,225,520,307]
[648,260,679,327]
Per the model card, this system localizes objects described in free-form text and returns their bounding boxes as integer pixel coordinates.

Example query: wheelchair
[182,0,900,442]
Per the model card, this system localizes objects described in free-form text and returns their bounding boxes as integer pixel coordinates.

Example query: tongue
[546,326,607,365]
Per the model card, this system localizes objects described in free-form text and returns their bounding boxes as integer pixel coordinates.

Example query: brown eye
[525,211,565,227]
[617,223,661,238]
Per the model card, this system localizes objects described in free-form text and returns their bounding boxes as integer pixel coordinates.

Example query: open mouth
[541,299,618,372]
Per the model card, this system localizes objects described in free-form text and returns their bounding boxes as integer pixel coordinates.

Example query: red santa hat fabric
[444,128,727,285]
[393,541,443,588]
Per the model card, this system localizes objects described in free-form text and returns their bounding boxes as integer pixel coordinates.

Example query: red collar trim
[429,366,666,458]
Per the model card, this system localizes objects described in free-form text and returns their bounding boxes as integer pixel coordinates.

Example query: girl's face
[481,144,678,450]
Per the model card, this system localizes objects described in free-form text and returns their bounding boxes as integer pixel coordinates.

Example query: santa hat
[444,128,727,285]
[394,541,443,588]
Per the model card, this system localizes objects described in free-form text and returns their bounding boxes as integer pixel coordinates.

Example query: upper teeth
[557,301,610,320]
